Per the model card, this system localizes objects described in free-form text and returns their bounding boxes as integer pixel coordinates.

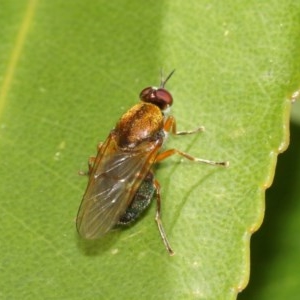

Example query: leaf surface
[0,1,299,299]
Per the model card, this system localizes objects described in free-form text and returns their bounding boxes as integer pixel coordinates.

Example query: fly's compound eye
[139,87,173,110]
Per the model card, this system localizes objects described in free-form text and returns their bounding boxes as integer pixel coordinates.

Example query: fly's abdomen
[118,172,155,224]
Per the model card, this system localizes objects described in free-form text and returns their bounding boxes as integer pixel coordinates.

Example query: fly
[76,70,228,255]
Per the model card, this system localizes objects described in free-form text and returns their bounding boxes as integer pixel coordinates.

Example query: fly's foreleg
[161,116,229,167]
[164,115,204,135]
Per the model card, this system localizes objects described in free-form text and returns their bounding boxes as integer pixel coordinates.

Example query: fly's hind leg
[153,178,175,256]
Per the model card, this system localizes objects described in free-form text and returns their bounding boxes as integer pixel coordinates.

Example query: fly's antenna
[160,69,176,88]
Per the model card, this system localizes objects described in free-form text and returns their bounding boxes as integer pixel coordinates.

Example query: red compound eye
[139,87,173,110]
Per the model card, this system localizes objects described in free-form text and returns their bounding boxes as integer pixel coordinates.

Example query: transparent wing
[76,132,162,239]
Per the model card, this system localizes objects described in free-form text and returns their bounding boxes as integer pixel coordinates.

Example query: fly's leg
[78,157,95,176]
[153,178,175,256]
[118,172,174,255]
[164,115,204,135]
[87,156,96,174]
[79,142,104,176]
[161,116,229,166]
[97,142,104,150]
[155,149,228,166]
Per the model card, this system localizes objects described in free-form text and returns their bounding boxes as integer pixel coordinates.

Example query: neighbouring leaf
[0,1,299,300]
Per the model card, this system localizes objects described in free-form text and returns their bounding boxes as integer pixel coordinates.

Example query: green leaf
[0,1,299,299]
[239,103,300,300]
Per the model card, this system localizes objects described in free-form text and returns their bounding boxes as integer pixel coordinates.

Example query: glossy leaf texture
[0,1,299,299]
